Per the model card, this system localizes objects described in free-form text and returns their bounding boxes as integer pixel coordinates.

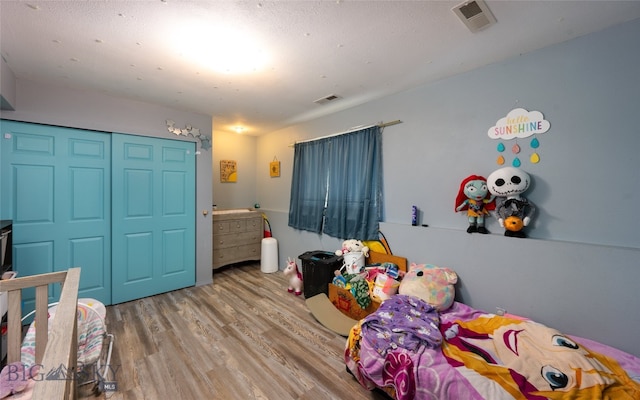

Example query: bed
[0,268,81,399]
[345,297,640,399]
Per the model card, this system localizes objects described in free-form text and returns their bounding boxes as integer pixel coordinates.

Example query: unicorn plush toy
[283,258,303,296]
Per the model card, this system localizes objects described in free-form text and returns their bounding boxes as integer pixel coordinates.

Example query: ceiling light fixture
[172,24,268,74]
[234,126,245,134]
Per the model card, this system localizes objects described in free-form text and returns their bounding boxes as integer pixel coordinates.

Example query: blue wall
[378,19,639,248]
[255,19,640,356]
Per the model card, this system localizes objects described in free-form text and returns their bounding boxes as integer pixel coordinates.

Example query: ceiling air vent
[452,0,496,33]
[314,94,341,105]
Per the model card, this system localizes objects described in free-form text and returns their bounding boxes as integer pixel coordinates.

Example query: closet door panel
[0,120,112,309]
[12,241,56,309]
[111,134,195,304]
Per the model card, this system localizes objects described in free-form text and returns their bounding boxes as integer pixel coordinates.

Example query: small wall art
[220,160,237,182]
[487,108,550,167]
[270,157,280,177]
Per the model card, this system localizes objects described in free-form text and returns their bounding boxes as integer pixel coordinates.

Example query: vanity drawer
[214,221,231,234]
[212,243,262,269]
[229,219,246,233]
[215,230,262,249]
[246,217,262,232]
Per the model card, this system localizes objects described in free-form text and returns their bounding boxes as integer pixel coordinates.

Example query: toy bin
[298,251,343,298]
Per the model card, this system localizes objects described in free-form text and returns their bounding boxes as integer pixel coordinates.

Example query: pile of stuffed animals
[329,239,459,312]
[456,166,536,238]
[284,236,460,319]
[284,237,460,316]
[331,254,459,313]
[332,239,379,309]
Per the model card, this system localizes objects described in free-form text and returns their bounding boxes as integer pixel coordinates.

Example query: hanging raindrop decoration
[512,157,522,167]
[530,137,540,148]
[530,137,540,164]
[511,141,521,166]
[530,152,540,164]
[496,142,505,164]
[487,107,550,166]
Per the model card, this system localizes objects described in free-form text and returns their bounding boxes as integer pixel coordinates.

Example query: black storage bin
[298,251,343,298]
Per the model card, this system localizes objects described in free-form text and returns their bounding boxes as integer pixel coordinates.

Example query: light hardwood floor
[91,262,387,400]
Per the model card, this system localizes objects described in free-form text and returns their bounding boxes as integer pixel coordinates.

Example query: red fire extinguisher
[263,215,272,238]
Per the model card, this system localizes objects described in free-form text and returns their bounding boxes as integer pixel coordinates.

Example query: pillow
[398,263,458,311]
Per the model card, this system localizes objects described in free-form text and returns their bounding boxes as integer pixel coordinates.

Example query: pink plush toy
[283,258,303,296]
[398,263,458,311]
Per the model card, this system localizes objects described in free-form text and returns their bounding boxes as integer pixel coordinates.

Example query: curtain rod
[288,119,402,147]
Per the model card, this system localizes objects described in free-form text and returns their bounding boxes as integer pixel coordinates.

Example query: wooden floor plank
[83,262,387,400]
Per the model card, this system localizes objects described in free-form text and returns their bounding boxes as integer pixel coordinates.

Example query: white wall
[253,19,640,357]
[212,130,257,210]
[0,56,16,110]
[0,79,214,286]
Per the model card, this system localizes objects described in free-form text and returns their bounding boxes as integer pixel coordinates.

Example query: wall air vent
[313,94,341,105]
[452,0,496,33]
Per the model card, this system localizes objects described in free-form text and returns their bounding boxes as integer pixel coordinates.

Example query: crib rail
[0,267,81,399]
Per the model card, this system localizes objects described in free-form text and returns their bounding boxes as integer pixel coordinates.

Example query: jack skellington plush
[487,167,536,238]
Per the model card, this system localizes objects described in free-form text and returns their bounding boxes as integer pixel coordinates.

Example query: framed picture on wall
[220,160,237,182]
[270,160,280,177]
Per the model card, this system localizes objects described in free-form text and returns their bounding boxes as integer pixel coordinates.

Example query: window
[288,126,383,240]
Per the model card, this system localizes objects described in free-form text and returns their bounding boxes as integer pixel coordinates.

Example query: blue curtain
[324,126,382,240]
[288,139,329,233]
[288,126,383,240]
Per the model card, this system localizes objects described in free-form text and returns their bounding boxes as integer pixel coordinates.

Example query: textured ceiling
[2,1,640,136]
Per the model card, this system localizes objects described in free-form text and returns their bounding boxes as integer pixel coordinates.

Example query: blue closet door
[111,134,195,304]
[0,120,111,308]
